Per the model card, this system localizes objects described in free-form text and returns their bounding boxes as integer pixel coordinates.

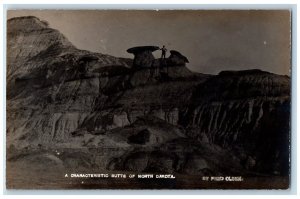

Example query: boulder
[127,46,159,68]
[168,50,189,66]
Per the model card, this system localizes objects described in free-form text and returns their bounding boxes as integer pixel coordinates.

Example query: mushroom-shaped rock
[127,46,160,68]
[78,55,99,72]
[168,50,189,66]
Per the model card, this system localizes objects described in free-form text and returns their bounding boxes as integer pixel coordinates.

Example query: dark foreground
[7,161,289,189]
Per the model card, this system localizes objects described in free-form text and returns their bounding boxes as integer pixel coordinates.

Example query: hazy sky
[7,10,291,75]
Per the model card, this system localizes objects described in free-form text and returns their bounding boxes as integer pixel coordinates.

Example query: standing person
[160,45,167,59]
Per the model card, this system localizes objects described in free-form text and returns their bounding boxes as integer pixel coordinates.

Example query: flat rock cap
[79,55,99,61]
[127,46,160,54]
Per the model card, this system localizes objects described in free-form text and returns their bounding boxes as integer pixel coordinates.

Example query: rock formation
[127,46,189,69]
[168,50,189,66]
[127,46,159,68]
[78,55,99,72]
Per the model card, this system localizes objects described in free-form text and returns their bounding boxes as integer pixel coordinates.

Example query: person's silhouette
[160,45,167,59]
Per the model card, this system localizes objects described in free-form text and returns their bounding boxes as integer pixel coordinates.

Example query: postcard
[6,10,291,189]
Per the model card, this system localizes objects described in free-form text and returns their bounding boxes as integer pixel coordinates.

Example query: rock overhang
[127,46,160,54]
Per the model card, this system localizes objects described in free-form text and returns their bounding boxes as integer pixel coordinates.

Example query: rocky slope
[6,16,290,189]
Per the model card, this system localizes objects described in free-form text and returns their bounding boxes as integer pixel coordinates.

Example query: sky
[7,10,291,75]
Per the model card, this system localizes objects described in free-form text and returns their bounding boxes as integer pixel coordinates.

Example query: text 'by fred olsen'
[201,176,243,182]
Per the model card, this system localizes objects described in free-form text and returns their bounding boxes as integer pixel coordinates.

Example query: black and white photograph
[6,10,291,189]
